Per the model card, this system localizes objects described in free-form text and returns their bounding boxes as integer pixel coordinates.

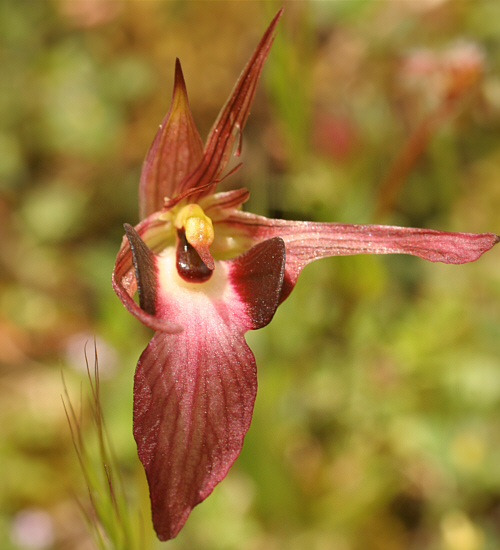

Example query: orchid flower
[112,9,499,541]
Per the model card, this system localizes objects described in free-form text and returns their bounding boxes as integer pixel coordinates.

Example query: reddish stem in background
[373,39,484,222]
[373,98,458,220]
[374,101,454,219]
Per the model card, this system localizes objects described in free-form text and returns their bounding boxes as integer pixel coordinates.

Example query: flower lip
[133,236,287,540]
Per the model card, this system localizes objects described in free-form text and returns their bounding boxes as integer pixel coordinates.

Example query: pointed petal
[133,238,285,540]
[222,211,500,301]
[176,9,283,199]
[162,182,213,212]
[200,188,250,220]
[139,59,204,219]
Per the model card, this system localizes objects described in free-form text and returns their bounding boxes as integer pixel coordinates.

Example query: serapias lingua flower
[112,9,499,541]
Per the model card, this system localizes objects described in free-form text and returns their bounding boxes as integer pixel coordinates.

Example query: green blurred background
[1,1,500,549]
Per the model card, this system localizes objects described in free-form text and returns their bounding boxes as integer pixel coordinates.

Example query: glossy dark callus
[176,229,213,283]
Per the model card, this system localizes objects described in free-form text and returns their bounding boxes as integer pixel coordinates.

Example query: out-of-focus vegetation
[1,1,500,549]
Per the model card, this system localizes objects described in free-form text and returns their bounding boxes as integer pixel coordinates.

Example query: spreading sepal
[222,211,500,302]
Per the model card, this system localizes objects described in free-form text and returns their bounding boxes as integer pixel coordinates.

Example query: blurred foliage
[1,1,500,549]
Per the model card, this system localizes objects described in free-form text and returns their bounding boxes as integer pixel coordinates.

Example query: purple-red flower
[112,10,499,541]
